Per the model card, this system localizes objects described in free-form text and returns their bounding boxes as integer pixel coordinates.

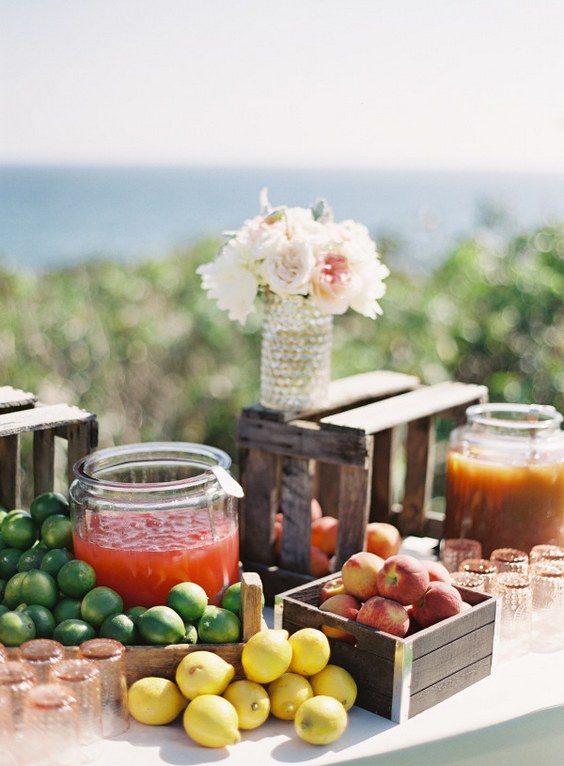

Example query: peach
[311,516,339,557]
[376,554,430,606]
[423,559,451,584]
[319,593,361,643]
[411,581,463,628]
[319,576,347,604]
[310,545,331,577]
[356,595,410,638]
[341,551,384,601]
[311,498,323,520]
[274,517,282,560]
[365,522,401,559]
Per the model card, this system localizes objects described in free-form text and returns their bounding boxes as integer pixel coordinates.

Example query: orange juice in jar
[69,443,242,609]
[444,404,564,558]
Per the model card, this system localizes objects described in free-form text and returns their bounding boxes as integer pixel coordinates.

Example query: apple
[311,516,339,557]
[411,581,463,628]
[365,522,401,559]
[341,551,384,601]
[356,595,410,638]
[310,545,331,577]
[423,559,451,584]
[319,593,361,643]
[319,576,347,604]
[376,554,430,606]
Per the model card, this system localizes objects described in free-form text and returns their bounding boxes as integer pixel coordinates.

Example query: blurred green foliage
[1,221,563,475]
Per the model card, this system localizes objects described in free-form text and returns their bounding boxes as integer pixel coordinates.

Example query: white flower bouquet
[197,190,390,325]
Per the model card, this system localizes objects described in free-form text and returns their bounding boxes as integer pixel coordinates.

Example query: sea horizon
[2,163,564,273]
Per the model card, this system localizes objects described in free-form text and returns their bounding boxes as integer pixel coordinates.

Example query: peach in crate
[274,572,499,723]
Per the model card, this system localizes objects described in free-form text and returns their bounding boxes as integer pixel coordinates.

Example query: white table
[90,636,564,766]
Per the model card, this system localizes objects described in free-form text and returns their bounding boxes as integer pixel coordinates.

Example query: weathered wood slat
[33,430,55,497]
[334,463,373,568]
[0,386,36,412]
[279,456,314,572]
[0,434,21,509]
[0,403,97,436]
[320,381,488,433]
[400,416,436,536]
[238,447,280,564]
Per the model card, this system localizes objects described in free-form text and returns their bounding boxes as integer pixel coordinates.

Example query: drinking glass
[21,682,81,766]
[0,661,36,738]
[458,558,498,593]
[490,547,529,575]
[529,544,564,566]
[77,638,129,737]
[20,639,65,683]
[50,658,103,754]
[530,560,564,651]
[492,571,533,659]
[450,571,487,590]
[441,538,482,573]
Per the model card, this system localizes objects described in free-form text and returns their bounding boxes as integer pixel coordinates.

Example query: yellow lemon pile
[127,627,357,749]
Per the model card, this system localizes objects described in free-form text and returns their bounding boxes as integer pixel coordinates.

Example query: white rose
[348,258,390,319]
[263,238,315,295]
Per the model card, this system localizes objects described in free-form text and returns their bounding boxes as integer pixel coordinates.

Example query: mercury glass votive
[492,572,533,658]
[450,571,487,591]
[458,558,498,593]
[530,561,564,650]
[529,544,564,566]
[441,538,483,573]
[490,547,529,575]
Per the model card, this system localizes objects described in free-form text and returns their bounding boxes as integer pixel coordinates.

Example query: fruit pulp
[444,448,564,557]
[73,509,239,609]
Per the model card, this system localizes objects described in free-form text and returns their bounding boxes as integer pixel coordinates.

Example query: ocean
[1,165,564,273]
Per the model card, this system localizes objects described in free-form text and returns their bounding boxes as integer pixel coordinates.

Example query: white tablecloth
[89,637,564,766]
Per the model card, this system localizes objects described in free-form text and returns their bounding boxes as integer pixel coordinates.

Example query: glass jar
[444,403,564,558]
[69,442,242,608]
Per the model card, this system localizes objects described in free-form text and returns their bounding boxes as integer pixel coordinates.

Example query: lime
[40,548,74,578]
[128,677,187,726]
[21,569,58,609]
[166,581,208,622]
[0,548,22,579]
[221,582,242,617]
[17,546,47,572]
[53,618,96,646]
[183,623,198,644]
[30,492,70,526]
[41,515,73,550]
[3,571,28,609]
[0,610,37,646]
[80,586,123,628]
[125,605,147,624]
[0,604,9,617]
[137,605,185,645]
[197,605,241,644]
[1,513,38,550]
[22,604,56,638]
[99,613,137,644]
[53,597,83,624]
[57,559,96,598]
[0,577,5,601]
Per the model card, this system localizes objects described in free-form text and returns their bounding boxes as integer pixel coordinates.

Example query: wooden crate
[275,574,499,722]
[6,571,265,685]
[237,371,488,602]
[0,386,98,509]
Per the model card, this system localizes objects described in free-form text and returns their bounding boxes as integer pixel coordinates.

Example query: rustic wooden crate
[237,371,488,602]
[275,573,498,722]
[0,386,98,509]
[6,571,265,685]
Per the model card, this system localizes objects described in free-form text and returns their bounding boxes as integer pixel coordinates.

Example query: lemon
[309,664,358,711]
[183,694,241,748]
[241,629,292,684]
[294,695,348,745]
[222,679,270,729]
[268,672,313,720]
[128,677,188,725]
[288,627,330,676]
[175,650,235,700]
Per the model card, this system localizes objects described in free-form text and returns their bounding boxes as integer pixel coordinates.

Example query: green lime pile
[0,492,246,648]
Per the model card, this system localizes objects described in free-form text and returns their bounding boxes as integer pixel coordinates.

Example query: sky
[1,0,564,171]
